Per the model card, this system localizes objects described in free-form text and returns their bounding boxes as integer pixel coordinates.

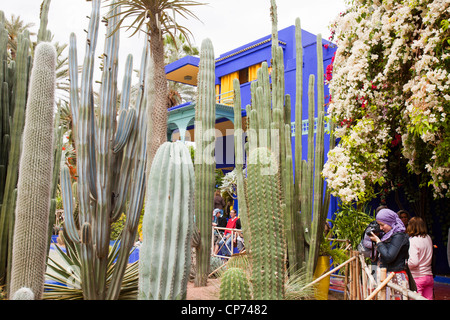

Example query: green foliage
[44,236,139,300]
[329,203,375,250]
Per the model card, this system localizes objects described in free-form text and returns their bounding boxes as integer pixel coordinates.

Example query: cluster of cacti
[0,12,31,289]
[138,141,194,300]
[246,147,286,299]
[59,0,148,300]
[0,0,57,295]
[225,0,334,301]
[219,267,251,300]
[9,41,57,300]
[193,38,216,287]
[0,12,31,290]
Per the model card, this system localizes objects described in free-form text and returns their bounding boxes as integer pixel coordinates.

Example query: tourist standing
[368,208,410,299]
[407,217,434,300]
[214,190,226,216]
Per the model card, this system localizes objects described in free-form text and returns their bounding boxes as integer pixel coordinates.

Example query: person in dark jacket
[214,190,226,215]
[369,208,411,299]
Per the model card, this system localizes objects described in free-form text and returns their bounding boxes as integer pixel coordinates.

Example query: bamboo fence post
[379,268,387,300]
[365,269,394,300]
[344,255,349,300]
[348,252,354,300]
[354,251,361,300]
[359,254,377,293]
[351,251,356,300]
[401,277,408,300]
[359,254,368,299]
[299,256,357,293]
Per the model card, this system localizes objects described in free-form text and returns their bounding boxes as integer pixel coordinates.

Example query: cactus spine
[9,42,56,300]
[61,0,148,299]
[139,141,194,300]
[193,38,216,287]
[220,267,251,300]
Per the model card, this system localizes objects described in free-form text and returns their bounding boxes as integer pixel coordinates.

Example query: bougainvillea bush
[323,0,450,203]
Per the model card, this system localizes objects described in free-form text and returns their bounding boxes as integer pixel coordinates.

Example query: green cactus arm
[68,33,79,132]
[112,42,148,222]
[306,74,315,230]
[194,38,216,288]
[139,142,194,300]
[37,0,51,43]
[76,0,100,227]
[113,54,134,153]
[284,122,298,269]
[113,107,136,153]
[79,221,96,299]
[60,165,80,243]
[293,16,304,270]
[232,78,249,247]
[107,43,148,300]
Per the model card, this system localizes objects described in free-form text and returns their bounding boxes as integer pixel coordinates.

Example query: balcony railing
[211,226,245,259]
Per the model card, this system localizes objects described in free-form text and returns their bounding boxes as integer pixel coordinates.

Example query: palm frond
[105,0,206,45]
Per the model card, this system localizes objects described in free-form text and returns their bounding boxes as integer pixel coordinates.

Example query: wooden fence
[310,250,428,300]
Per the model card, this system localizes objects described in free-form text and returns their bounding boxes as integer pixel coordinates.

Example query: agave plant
[44,236,138,300]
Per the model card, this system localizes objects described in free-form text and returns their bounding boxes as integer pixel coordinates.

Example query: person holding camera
[368,208,411,300]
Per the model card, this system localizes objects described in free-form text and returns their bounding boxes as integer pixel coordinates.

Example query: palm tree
[107,0,205,166]
[4,14,36,60]
[164,33,199,106]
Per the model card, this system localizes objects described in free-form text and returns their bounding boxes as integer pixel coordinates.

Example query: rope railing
[338,250,428,300]
[298,248,428,300]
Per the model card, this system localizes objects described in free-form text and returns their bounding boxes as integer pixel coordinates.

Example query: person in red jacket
[214,209,241,255]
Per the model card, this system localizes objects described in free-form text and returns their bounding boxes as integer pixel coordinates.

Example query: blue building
[165,24,337,217]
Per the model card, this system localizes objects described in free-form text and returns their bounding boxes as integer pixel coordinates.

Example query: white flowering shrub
[324,0,450,202]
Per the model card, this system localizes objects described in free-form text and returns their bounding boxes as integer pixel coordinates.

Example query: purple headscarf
[376,208,405,241]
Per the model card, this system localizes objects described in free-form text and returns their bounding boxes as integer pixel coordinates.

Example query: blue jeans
[218,234,232,256]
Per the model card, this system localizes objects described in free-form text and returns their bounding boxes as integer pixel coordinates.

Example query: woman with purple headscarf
[368,208,412,299]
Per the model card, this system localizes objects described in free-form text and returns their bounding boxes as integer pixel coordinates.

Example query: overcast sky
[2,0,348,83]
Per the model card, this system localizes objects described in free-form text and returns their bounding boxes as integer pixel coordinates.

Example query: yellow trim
[248,63,262,82]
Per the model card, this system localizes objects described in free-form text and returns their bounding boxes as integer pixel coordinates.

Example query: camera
[365,221,381,236]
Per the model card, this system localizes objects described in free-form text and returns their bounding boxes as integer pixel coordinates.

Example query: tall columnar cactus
[138,141,194,300]
[220,267,251,300]
[9,42,56,300]
[0,1,54,292]
[233,1,334,296]
[232,79,249,246]
[295,33,335,280]
[246,147,286,299]
[267,0,333,280]
[193,38,216,287]
[60,0,148,300]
